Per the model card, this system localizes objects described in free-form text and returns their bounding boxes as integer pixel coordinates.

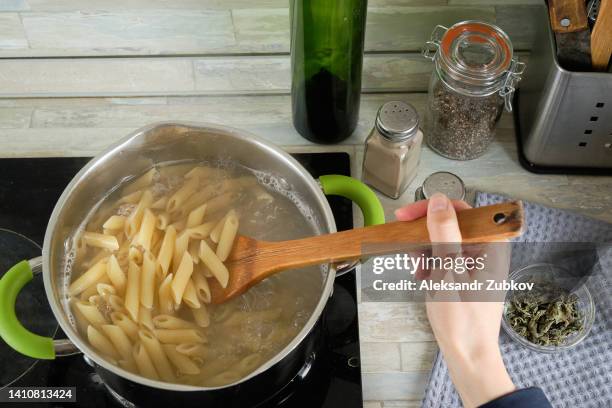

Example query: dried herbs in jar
[505,286,583,347]
[422,22,525,160]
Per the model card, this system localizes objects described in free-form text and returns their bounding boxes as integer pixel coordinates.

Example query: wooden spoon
[209,201,524,304]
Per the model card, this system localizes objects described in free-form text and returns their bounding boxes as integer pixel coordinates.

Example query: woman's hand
[395,193,515,408]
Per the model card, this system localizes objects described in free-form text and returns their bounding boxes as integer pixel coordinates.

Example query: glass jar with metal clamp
[422,21,525,160]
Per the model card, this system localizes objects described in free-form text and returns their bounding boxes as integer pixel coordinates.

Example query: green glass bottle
[290,0,368,144]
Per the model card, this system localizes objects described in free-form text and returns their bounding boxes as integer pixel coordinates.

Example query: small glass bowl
[501,263,596,353]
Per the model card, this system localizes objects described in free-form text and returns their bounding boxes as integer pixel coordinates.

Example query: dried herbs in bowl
[502,263,595,353]
[506,287,583,347]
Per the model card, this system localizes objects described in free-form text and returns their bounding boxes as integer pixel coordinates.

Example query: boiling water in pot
[61,162,326,387]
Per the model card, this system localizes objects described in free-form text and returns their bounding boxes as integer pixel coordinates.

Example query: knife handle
[549,0,589,32]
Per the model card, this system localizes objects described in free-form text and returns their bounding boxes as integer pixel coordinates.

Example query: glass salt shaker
[362,101,423,199]
[421,21,526,160]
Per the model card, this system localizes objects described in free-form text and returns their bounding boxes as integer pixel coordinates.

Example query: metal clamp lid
[422,22,526,111]
[422,25,448,61]
[499,59,526,111]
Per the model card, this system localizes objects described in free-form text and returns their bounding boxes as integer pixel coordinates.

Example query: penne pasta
[75,300,107,326]
[172,231,190,274]
[140,251,157,309]
[158,273,175,315]
[206,192,239,216]
[103,215,127,230]
[154,329,206,344]
[169,219,186,232]
[128,246,143,264]
[151,195,168,210]
[181,190,213,216]
[162,344,200,375]
[97,282,116,298]
[166,177,198,213]
[88,325,120,360]
[157,162,193,179]
[216,210,239,262]
[125,190,153,238]
[182,279,200,309]
[198,241,229,288]
[157,226,176,277]
[70,164,318,388]
[175,343,207,358]
[139,306,154,331]
[71,299,92,335]
[107,295,125,312]
[209,213,228,244]
[118,356,138,373]
[200,265,214,278]
[156,212,170,230]
[235,353,261,374]
[118,190,144,205]
[188,240,200,264]
[184,165,219,180]
[186,203,207,229]
[80,281,102,301]
[101,324,133,361]
[107,254,127,294]
[187,221,215,240]
[135,209,156,251]
[124,261,141,322]
[134,343,159,380]
[69,258,108,296]
[123,168,157,195]
[138,329,175,382]
[153,315,196,330]
[151,229,163,256]
[88,294,103,307]
[80,250,109,271]
[191,304,210,328]
[192,271,211,303]
[82,232,119,251]
[171,252,194,305]
[110,311,139,342]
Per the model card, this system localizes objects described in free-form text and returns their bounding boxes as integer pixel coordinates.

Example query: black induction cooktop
[0,152,363,408]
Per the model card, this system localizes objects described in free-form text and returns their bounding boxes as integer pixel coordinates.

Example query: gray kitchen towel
[421,193,612,408]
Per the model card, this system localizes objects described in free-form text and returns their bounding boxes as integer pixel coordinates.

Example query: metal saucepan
[0,122,384,406]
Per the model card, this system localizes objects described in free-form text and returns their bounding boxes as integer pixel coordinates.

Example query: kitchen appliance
[0,151,364,407]
[516,4,612,173]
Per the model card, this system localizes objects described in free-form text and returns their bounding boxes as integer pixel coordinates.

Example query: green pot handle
[319,175,385,226]
[0,260,55,359]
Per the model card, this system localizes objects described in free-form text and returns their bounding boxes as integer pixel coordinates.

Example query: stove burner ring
[105,384,135,408]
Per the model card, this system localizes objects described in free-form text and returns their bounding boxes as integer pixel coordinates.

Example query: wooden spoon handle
[255,201,523,276]
[592,0,612,70]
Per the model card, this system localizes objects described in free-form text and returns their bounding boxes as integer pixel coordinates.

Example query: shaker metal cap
[421,171,466,201]
[375,101,420,141]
